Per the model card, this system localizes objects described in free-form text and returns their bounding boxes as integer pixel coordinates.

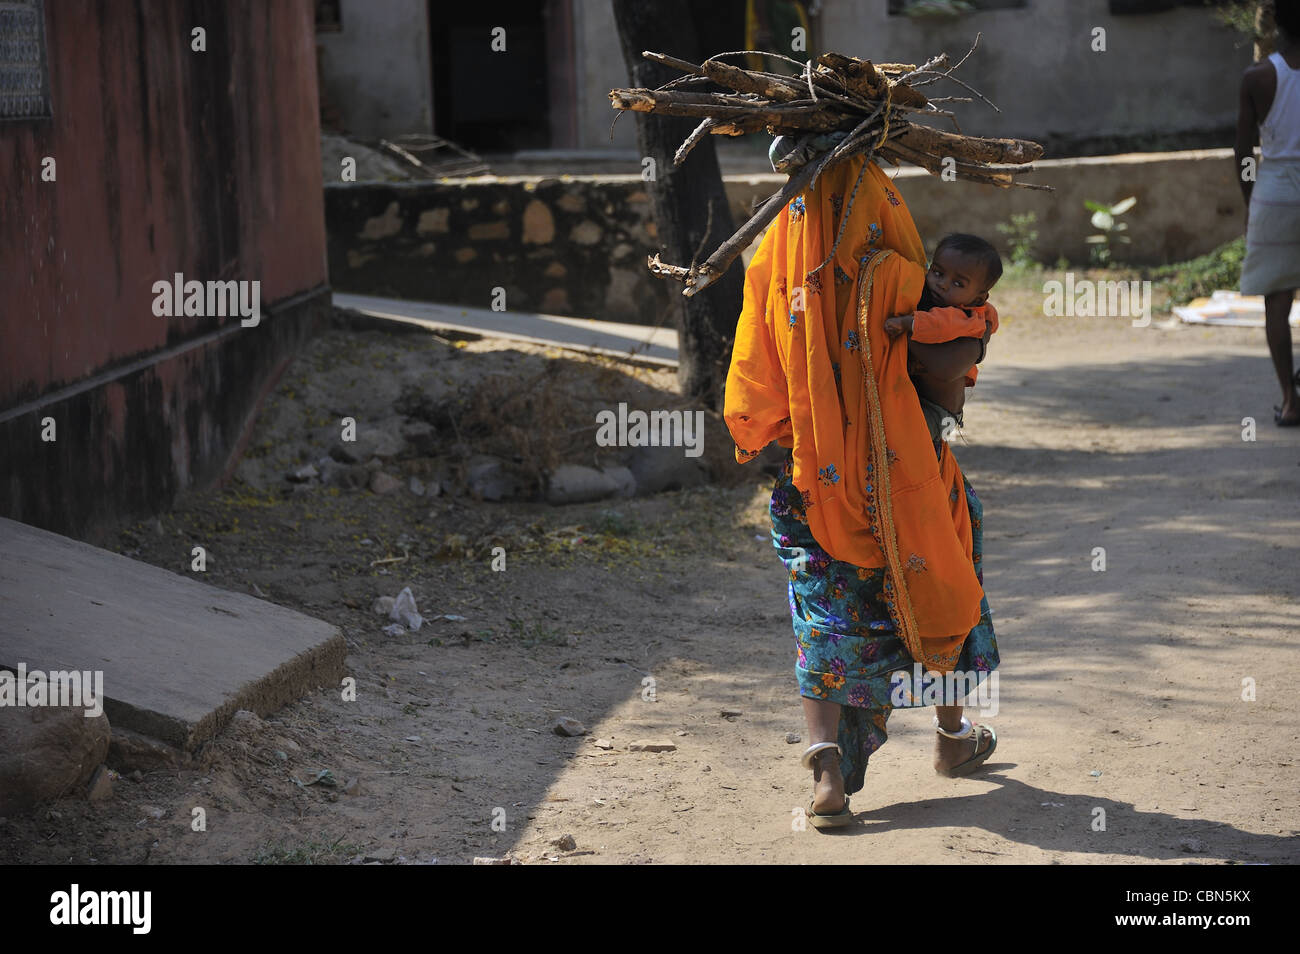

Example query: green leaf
[1083,200,1108,213]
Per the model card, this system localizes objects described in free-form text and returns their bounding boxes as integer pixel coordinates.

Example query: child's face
[926,247,990,308]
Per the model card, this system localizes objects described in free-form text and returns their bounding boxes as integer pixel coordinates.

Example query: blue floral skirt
[770,450,999,795]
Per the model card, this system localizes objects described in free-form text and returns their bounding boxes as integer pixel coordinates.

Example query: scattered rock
[400,420,438,455]
[330,441,365,465]
[129,770,144,783]
[629,740,676,752]
[627,444,708,495]
[365,846,397,863]
[591,738,613,750]
[785,732,802,744]
[286,463,319,482]
[1178,837,1207,854]
[342,777,362,796]
[324,462,370,490]
[472,856,513,865]
[0,703,112,815]
[372,595,396,616]
[1089,770,1103,777]
[466,455,520,502]
[408,476,426,496]
[369,471,402,495]
[106,726,188,774]
[545,464,619,505]
[553,717,587,737]
[552,834,577,851]
[142,805,166,819]
[602,465,637,498]
[382,623,407,636]
[86,765,114,802]
[720,707,743,718]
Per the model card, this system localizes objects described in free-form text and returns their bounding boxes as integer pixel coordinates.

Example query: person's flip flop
[807,796,853,829]
[801,742,854,829]
[1274,406,1300,427]
[934,718,997,778]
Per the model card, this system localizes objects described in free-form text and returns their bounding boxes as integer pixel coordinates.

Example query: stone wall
[325,148,1250,324]
[326,176,676,326]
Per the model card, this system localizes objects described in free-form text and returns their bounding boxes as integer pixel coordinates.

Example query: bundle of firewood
[609,39,1051,296]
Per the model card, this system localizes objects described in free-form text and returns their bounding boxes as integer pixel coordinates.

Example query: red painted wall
[0,0,327,409]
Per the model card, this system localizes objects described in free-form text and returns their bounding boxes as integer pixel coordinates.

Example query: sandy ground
[5,271,1299,864]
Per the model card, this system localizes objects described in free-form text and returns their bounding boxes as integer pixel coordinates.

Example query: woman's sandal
[933,716,997,778]
[801,742,853,829]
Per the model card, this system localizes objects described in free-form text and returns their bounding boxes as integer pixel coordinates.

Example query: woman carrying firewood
[610,43,1042,828]
[723,150,999,828]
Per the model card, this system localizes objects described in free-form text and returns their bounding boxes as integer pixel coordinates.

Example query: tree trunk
[611,0,745,411]
[1256,0,1275,60]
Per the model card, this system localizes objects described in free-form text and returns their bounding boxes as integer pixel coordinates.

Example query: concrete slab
[0,518,346,751]
[333,293,680,367]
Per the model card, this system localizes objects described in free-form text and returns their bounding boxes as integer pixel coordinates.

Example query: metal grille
[0,0,50,120]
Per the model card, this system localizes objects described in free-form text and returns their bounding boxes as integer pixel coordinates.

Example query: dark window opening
[315,0,342,33]
[888,0,1027,15]
[430,0,550,152]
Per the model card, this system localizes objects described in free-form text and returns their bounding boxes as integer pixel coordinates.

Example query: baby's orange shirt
[910,302,998,387]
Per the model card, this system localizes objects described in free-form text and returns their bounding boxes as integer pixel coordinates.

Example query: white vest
[1261,51,1300,161]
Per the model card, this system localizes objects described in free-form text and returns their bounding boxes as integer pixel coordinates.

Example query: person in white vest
[1237,0,1300,425]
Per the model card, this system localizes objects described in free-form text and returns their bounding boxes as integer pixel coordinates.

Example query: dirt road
[7,276,1298,864]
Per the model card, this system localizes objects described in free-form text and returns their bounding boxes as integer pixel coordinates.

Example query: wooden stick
[610,89,847,131]
[642,51,704,75]
[879,141,1054,190]
[892,123,1042,164]
[701,58,800,102]
[679,150,831,297]
[674,118,717,164]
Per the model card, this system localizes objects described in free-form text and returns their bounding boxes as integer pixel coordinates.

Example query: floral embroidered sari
[724,154,986,673]
[724,154,1000,794]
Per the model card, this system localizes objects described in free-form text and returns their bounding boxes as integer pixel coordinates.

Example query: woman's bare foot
[811,749,846,814]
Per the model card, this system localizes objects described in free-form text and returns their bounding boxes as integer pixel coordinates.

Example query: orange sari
[724,155,984,672]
